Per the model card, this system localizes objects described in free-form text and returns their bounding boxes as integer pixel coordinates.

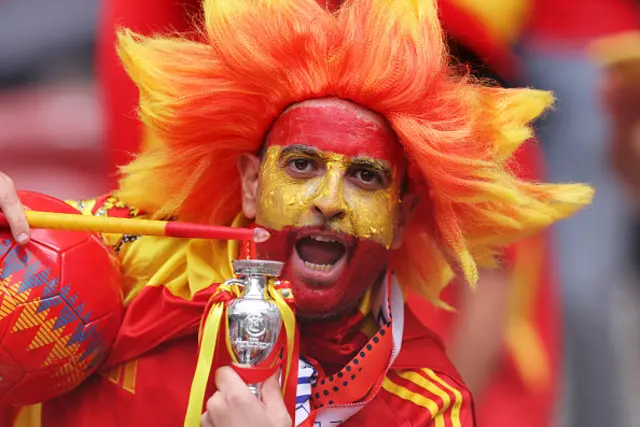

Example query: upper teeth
[311,235,339,243]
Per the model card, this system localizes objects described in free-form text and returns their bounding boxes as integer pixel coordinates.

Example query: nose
[312,169,347,221]
[313,199,346,221]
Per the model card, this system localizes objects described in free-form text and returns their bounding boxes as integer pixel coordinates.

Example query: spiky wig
[115,0,593,302]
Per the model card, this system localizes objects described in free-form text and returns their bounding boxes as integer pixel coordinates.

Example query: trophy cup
[224,259,284,398]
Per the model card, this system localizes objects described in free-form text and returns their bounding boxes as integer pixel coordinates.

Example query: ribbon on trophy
[184,264,298,427]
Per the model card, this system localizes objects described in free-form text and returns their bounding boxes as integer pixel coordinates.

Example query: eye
[356,169,378,183]
[286,157,317,174]
[352,168,384,189]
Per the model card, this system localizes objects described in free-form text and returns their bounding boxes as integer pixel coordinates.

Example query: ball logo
[244,313,267,339]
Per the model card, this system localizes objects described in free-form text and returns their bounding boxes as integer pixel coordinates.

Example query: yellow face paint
[257,145,402,248]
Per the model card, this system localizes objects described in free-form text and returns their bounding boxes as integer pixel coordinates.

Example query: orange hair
[115,0,592,302]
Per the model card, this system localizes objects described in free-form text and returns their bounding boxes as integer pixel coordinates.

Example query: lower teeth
[303,261,333,272]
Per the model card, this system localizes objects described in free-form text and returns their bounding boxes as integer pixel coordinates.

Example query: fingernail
[16,233,29,245]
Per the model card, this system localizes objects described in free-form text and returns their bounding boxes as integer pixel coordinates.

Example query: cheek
[256,172,320,230]
[343,187,399,248]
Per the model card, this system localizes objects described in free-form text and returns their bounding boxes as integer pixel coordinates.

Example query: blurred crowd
[1,0,640,426]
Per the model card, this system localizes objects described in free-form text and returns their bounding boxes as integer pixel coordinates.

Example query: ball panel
[0,240,61,301]
[79,312,119,373]
[6,364,68,406]
[0,241,62,341]
[0,346,25,397]
[0,287,17,341]
[2,298,80,373]
[0,237,14,261]
[60,238,123,321]
[0,236,18,339]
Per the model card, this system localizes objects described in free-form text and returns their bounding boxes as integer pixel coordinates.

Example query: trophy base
[248,383,261,399]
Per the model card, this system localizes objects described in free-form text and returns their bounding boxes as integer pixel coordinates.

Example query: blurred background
[1,0,640,426]
[0,0,105,200]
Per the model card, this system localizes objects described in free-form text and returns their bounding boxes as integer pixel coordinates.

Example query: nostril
[333,210,346,220]
[314,204,346,221]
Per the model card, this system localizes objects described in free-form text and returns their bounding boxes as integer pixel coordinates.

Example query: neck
[297,270,388,374]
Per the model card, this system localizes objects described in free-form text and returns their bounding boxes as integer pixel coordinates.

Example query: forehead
[265,99,403,165]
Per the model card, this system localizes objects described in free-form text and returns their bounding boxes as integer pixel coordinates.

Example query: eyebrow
[279,145,393,176]
[349,157,392,177]
[279,145,321,158]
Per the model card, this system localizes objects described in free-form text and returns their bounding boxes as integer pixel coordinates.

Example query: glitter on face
[257,145,401,248]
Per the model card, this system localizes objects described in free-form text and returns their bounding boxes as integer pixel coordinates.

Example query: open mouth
[291,231,350,285]
[295,235,347,271]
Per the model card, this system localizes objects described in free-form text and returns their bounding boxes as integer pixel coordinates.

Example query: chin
[256,226,390,321]
[289,281,361,321]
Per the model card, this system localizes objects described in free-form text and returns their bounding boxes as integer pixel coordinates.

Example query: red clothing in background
[527,0,640,44]
[97,0,199,190]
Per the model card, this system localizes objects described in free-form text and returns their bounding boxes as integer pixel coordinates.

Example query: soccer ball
[0,191,123,406]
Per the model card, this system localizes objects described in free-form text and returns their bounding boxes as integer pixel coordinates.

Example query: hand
[201,366,291,427]
[0,172,29,245]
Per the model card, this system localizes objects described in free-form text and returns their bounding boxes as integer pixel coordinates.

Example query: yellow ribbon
[267,285,296,393]
[184,283,241,427]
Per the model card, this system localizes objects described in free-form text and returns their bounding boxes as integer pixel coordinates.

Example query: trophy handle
[222,278,246,288]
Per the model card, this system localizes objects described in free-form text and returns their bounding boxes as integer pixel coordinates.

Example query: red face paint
[266,99,403,166]
[257,227,389,319]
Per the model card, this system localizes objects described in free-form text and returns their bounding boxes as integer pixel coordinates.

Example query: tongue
[296,238,345,265]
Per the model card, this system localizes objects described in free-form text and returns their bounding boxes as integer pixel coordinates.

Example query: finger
[260,370,282,406]
[261,370,290,426]
[200,412,214,427]
[203,392,225,427]
[0,174,29,245]
[214,366,250,393]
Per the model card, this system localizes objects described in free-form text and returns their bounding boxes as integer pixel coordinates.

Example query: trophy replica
[224,259,284,398]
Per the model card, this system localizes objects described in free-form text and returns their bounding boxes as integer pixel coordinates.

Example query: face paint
[267,100,403,164]
[258,146,400,247]
[254,99,406,319]
[257,228,389,318]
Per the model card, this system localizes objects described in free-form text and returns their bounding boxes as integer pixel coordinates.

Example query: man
[96,4,562,426]
[0,0,592,425]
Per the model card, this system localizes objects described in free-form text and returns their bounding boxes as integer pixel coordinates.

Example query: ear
[391,192,419,250]
[237,153,261,219]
